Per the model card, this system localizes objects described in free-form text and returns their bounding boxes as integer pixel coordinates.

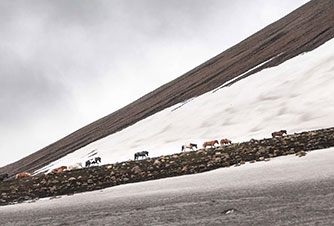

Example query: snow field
[36,39,334,174]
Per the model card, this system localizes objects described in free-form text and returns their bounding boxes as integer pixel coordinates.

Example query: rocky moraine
[1,127,334,206]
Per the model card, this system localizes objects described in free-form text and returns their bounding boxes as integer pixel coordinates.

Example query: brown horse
[272,130,287,138]
[15,172,31,179]
[202,140,219,149]
[51,166,67,174]
[220,139,232,145]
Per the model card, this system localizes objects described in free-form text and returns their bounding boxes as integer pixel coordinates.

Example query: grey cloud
[0,51,70,126]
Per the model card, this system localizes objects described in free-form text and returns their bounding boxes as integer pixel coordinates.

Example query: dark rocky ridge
[1,0,333,176]
[1,127,334,206]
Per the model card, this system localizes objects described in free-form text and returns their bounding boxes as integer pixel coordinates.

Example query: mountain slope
[1,0,333,176]
[37,36,334,172]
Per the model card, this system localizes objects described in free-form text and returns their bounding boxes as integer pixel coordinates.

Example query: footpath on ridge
[1,127,334,206]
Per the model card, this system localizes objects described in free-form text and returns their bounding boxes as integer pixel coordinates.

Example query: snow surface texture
[5,147,334,212]
[36,39,334,173]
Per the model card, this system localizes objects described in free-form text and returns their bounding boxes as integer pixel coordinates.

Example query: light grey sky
[0,0,309,167]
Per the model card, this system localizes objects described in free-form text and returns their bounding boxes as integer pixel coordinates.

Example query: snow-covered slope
[36,38,334,174]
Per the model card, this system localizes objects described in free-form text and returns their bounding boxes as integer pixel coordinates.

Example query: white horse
[181,143,198,152]
[67,162,83,170]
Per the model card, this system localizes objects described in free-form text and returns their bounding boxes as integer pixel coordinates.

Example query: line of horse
[180,138,233,152]
[1,130,287,182]
[136,129,287,159]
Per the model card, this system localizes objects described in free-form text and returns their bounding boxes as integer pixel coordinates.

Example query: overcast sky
[0,0,309,167]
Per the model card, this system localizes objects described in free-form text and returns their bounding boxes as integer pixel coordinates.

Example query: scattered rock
[214,157,222,163]
[296,151,307,157]
[87,179,94,184]
[49,186,57,193]
[123,178,129,182]
[153,160,161,166]
[196,150,205,155]
[68,177,76,182]
[131,166,141,174]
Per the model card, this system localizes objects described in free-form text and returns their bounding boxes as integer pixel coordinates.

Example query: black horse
[92,157,101,164]
[86,157,102,167]
[134,151,149,160]
[0,173,8,182]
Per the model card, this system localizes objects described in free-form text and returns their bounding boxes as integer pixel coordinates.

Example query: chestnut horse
[15,172,31,179]
[51,166,67,174]
[202,140,219,149]
[220,139,232,145]
[272,130,287,138]
[181,143,198,152]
